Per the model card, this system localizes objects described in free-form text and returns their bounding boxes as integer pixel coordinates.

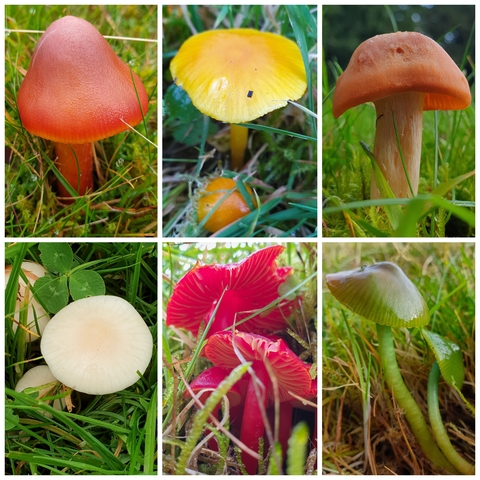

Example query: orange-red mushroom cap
[17,15,149,144]
[332,31,471,119]
[170,29,307,124]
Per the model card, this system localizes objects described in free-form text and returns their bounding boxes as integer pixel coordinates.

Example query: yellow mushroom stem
[230,124,249,171]
[371,91,426,199]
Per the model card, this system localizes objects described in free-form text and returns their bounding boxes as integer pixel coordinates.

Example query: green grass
[323,243,475,474]
[5,5,158,237]
[5,242,158,475]
[322,27,475,237]
[162,5,317,237]
[162,243,317,474]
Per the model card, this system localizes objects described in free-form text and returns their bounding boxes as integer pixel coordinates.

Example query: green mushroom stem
[377,324,458,474]
[427,361,475,475]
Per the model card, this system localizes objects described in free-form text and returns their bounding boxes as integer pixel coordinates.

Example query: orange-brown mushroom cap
[170,29,307,123]
[17,15,149,144]
[332,31,471,119]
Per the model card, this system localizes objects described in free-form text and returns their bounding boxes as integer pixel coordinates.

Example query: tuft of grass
[322,20,475,238]
[162,242,317,474]
[322,243,475,474]
[5,242,158,475]
[5,5,158,237]
[162,5,318,237]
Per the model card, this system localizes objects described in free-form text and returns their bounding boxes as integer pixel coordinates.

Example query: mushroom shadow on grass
[332,31,471,199]
[17,15,149,201]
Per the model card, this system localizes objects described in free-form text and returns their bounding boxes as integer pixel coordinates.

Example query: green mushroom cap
[326,261,430,328]
[422,330,465,388]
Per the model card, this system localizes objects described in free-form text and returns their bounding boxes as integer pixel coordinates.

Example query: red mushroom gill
[166,245,298,337]
[204,331,313,475]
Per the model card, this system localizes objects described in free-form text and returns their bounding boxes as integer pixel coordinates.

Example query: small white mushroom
[5,261,50,342]
[15,365,65,414]
[41,295,153,395]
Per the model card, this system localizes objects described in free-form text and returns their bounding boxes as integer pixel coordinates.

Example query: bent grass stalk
[176,362,251,474]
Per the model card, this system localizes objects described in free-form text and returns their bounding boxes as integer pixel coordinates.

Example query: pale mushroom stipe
[17,15,149,199]
[40,296,153,395]
[333,31,471,199]
[171,29,307,170]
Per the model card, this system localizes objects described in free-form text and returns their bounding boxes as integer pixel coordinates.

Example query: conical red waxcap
[18,15,148,144]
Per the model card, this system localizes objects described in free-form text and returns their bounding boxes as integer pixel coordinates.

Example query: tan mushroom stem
[371,91,426,199]
[54,143,94,199]
[230,124,248,170]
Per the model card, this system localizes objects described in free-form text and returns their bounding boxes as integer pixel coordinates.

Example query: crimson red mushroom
[204,331,313,475]
[17,15,149,199]
[186,366,245,451]
[166,245,298,338]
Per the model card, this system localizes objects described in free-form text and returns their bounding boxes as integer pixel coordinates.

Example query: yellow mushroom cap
[197,177,256,233]
[170,29,307,123]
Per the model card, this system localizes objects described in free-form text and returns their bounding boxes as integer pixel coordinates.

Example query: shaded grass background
[322,243,475,474]
[322,5,475,237]
[5,242,158,475]
[163,5,317,237]
[162,242,317,474]
[5,5,158,237]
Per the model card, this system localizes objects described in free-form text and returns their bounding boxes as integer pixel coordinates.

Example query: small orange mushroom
[17,15,149,199]
[333,32,471,199]
[170,29,307,170]
[197,177,257,233]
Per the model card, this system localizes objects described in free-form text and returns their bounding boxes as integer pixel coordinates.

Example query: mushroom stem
[240,363,269,474]
[230,124,248,170]
[277,401,293,461]
[427,361,474,475]
[371,92,425,199]
[377,324,458,474]
[55,142,94,198]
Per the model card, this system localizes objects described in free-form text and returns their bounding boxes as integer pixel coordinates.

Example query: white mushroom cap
[15,365,64,414]
[5,261,50,342]
[40,295,153,395]
[20,261,49,279]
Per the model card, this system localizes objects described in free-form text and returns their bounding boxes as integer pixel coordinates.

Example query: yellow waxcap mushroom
[171,29,307,124]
